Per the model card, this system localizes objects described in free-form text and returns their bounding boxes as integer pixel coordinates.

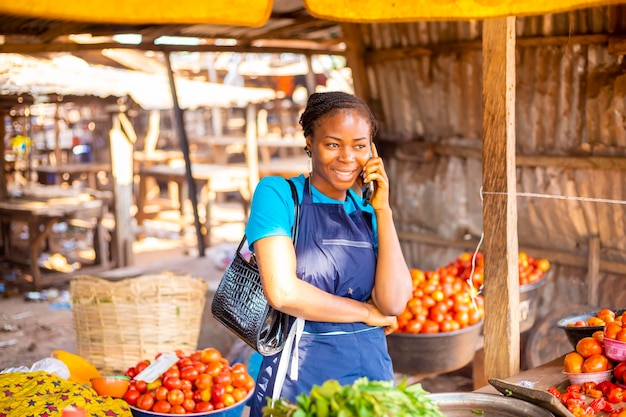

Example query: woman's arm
[363,144,413,316]
[254,236,396,328]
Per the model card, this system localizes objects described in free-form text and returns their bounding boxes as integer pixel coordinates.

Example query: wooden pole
[164,51,205,256]
[245,103,260,192]
[481,16,520,381]
[0,109,7,198]
[588,235,601,307]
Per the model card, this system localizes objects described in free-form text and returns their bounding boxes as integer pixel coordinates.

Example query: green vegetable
[471,411,485,415]
[262,377,446,417]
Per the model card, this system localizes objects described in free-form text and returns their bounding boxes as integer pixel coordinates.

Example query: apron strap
[271,317,305,402]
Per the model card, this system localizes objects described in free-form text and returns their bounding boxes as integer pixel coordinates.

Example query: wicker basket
[70,273,208,373]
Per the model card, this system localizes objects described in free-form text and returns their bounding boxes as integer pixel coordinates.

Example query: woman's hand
[364,299,398,330]
[361,143,390,211]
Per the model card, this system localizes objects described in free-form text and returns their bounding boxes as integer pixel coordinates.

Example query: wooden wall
[349,6,626,318]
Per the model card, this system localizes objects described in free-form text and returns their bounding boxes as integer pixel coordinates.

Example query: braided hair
[299,91,379,140]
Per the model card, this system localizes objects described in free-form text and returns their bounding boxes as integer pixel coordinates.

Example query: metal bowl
[557,309,626,348]
[428,392,554,417]
[386,320,483,375]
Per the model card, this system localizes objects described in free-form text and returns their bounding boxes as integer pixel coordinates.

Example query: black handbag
[211,179,300,356]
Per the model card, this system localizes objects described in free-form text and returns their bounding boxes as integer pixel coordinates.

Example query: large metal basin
[429,392,555,417]
[387,319,483,375]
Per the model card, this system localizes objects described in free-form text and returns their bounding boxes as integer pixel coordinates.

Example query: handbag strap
[236,179,301,254]
[286,179,300,245]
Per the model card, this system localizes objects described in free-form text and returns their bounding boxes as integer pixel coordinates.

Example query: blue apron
[249,178,393,417]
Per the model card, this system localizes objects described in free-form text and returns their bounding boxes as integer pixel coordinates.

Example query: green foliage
[263,377,445,417]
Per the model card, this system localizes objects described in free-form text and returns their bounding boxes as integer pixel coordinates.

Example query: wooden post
[245,103,260,192]
[481,16,520,381]
[0,109,6,198]
[110,113,135,267]
[588,235,601,307]
[340,23,370,101]
[164,51,205,256]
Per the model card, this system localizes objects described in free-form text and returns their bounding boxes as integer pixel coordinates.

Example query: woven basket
[70,273,208,373]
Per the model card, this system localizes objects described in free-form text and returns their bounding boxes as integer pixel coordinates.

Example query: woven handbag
[211,179,300,356]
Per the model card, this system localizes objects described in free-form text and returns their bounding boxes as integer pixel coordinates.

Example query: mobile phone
[362,180,374,206]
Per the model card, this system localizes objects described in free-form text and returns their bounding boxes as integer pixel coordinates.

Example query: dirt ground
[0,202,475,394]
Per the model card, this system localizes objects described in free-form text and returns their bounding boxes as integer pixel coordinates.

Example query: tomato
[616,329,626,343]
[170,405,186,414]
[206,361,224,377]
[136,394,155,411]
[223,393,236,407]
[125,367,137,379]
[564,352,584,373]
[163,366,180,379]
[178,358,193,369]
[231,363,247,374]
[134,380,147,393]
[180,366,199,381]
[606,322,623,340]
[195,373,213,390]
[194,361,207,374]
[123,388,141,406]
[154,386,169,401]
[182,398,196,412]
[163,376,183,390]
[242,375,256,392]
[195,402,214,413]
[214,372,232,387]
[576,337,603,358]
[201,348,223,364]
[582,354,610,373]
[180,378,194,392]
[614,362,626,383]
[135,360,150,374]
[167,389,185,406]
[232,388,246,402]
[152,400,172,413]
[421,319,440,334]
[608,387,625,403]
[146,379,162,391]
[212,383,226,404]
[189,351,202,362]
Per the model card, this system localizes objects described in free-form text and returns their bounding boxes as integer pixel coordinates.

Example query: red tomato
[163,366,180,379]
[154,386,169,401]
[614,361,626,383]
[608,387,625,404]
[182,398,196,412]
[163,376,183,390]
[180,366,199,381]
[123,388,141,406]
[206,361,224,377]
[214,372,232,387]
[194,361,207,374]
[194,402,214,413]
[231,363,246,374]
[201,348,223,364]
[195,373,213,390]
[152,400,172,414]
[212,383,226,404]
[582,354,610,373]
[135,360,150,374]
[180,378,194,392]
[167,389,185,406]
[136,394,155,411]
[170,405,186,414]
[134,380,147,393]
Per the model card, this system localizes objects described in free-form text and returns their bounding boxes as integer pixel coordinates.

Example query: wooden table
[137,163,250,246]
[35,162,110,189]
[0,186,109,289]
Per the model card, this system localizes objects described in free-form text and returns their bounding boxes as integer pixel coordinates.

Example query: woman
[245,91,413,416]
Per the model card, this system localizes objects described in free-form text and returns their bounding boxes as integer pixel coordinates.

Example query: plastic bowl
[604,337,626,362]
[557,309,626,348]
[129,388,253,417]
[90,375,130,398]
[386,319,484,375]
[564,369,612,385]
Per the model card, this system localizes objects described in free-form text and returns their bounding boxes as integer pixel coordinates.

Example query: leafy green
[262,378,445,417]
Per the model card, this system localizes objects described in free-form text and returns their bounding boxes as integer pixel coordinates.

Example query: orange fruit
[576,337,604,358]
[564,351,584,373]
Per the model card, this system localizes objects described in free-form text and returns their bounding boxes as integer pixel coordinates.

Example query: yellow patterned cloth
[0,371,132,416]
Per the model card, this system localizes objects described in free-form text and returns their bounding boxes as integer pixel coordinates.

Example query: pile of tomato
[548,374,626,417]
[461,251,551,289]
[122,348,255,414]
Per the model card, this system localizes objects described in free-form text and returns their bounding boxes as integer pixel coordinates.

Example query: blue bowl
[129,389,253,417]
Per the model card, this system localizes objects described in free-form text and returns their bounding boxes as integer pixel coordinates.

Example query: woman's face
[306,109,372,200]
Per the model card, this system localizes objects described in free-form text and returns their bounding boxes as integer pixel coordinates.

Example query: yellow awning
[0,0,272,26]
[303,0,626,22]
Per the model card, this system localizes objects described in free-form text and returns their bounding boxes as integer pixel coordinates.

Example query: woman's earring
[304,147,311,157]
